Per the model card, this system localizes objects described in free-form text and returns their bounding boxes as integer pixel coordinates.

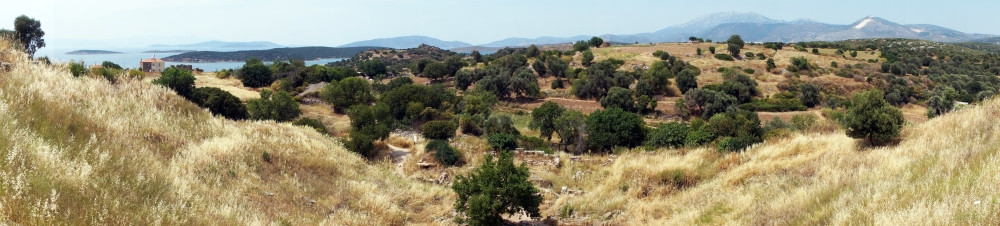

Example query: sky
[2,0,999,49]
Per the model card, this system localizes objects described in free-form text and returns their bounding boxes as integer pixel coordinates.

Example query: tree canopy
[13,15,45,57]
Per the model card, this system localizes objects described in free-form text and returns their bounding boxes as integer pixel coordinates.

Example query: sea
[34,48,345,72]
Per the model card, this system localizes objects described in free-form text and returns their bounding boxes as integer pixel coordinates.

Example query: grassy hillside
[0,39,452,224]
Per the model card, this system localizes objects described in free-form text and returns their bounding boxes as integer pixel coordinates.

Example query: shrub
[599,87,637,112]
[683,88,738,119]
[452,151,541,225]
[647,122,689,148]
[459,114,484,135]
[247,89,301,122]
[153,67,196,99]
[717,136,758,152]
[585,108,646,152]
[482,114,519,136]
[293,117,327,134]
[320,77,374,113]
[739,96,807,112]
[675,69,698,94]
[422,120,458,140]
[555,110,587,154]
[684,123,715,147]
[790,114,817,131]
[707,110,762,140]
[529,101,565,141]
[428,140,462,166]
[237,58,273,88]
[347,132,375,157]
[192,87,249,120]
[714,54,735,61]
[488,133,518,151]
[518,135,549,151]
[743,68,755,74]
[799,83,822,108]
[844,89,904,145]
[69,62,87,77]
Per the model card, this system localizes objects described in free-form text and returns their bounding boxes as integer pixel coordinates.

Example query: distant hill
[339,35,472,49]
[66,50,124,55]
[149,40,284,49]
[141,50,194,54]
[162,46,382,62]
[329,44,456,75]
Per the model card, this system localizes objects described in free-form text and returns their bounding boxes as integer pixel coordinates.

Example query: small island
[66,50,124,55]
[142,50,195,54]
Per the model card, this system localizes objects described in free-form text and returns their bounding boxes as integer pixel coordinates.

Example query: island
[162,46,382,62]
[142,50,195,54]
[66,50,124,55]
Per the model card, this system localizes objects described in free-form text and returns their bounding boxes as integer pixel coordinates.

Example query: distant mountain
[696,16,994,42]
[149,41,284,49]
[162,46,381,62]
[66,50,124,55]
[339,35,472,49]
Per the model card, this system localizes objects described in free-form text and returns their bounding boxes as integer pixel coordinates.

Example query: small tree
[799,83,821,108]
[13,15,45,57]
[696,48,703,56]
[358,59,387,77]
[192,87,249,120]
[422,120,458,140]
[530,101,565,141]
[487,133,518,151]
[555,110,587,153]
[676,68,698,94]
[844,89,904,145]
[471,50,483,63]
[599,87,637,112]
[423,61,448,81]
[526,44,539,58]
[589,36,604,47]
[452,150,541,225]
[581,50,594,67]
[708,46,716,54]
[247,89,301,122]
[428,140,462,166]
[726,35,744,59]
[153,67,196,99]
[573,40,590,52]
[238,58,273,88]
[766,58,776,72]
[647,122,689,148]
[320,77,374,113]
[585,108,646,152]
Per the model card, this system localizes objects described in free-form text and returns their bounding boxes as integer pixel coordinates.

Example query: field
[3,38,995,224]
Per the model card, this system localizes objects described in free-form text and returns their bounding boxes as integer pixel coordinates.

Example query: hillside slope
[0,40,451,224]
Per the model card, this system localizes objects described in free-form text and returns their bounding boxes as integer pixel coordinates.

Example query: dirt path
[386,143,411,175]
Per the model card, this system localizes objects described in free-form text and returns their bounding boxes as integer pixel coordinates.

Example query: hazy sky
[3,0,998,48]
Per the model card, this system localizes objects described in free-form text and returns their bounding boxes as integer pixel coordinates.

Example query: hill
[162,46,382,62]
[149,40,284,49]
[65,49,124,55]
[0,39,452,224]
[327,44,457,74]
[339,35,472,49]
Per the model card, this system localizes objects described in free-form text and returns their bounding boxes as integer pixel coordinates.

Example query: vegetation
[727,35,744,59]
[422,120,458,140]
[844,89,904,145]
[191,87,249,120]
[320,77,374,113]
[585,108,646,152]
[237,58,274,88]
[152,67,196,99]
[162,46,378,62]
[646,122,689,148]
[427,140,462,166]
[292,117,327,133]
[452,151,541,225]
[10,15,45,57]
[247,89,301,122]
[529,101,565,141]
[487,133,518,151]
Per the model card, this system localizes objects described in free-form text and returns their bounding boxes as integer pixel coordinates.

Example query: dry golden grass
[538,98,1000,224]
[0,39,453,225]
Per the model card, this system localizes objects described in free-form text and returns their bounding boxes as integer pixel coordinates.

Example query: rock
[531,176,552,188]
[437,172,449,184]
[604,212,615,220]
[305,198,316,206]
[417,162,436,168]
[553,157,561,168]
[561,186,568,194]
[263,192,275,197]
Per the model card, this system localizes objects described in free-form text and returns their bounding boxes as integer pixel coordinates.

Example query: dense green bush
[707,110,762,152]
[739,96,807,112]
[192,87,248,120]
[452,151,541,225]
[292,117,327,134]
[422,120,458,140]
[844,89,904,145]
[684,119,715,146]
[682,88,738,119]
[482,114,519,136]
[585,108,646,152]
[647,122,689,148]
[320,76,374,113]
[428,140,462,166]
[675,69,698,94]
[799,83,822,108]
[152,67,196,99]
[529,101,565,141]
[599,87,637,112]
[347,132,375,157]
[69,62,87,77]
[714,54,735,61]
[237,58,273,88]
[459,114,484,135]
[555,110,587,154]
[247,89,301,122]
[487,133,518,151]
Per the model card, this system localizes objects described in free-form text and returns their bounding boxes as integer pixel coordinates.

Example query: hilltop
[162,46,382,62]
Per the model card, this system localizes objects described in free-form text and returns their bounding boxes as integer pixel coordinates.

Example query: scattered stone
[305,198,316,206]
[553,157,561,168]
[561,186,568,194]
[263,192,275,197]
[417,161,436,168]
[531,176,552,188]
[604,212,615,220]
[437,172,449,184]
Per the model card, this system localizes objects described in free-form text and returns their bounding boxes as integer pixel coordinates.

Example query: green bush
[192,87,249,120]
[320,77,374,113]
[739,96,807,112]
[799,83,822,108]
[69,62,87,77]
[422,120,457,140]
[717,136,758,152]
[647,122,689,148]
[714,54,735,61]
[517,135,549,152]
[152,67,195,99]
[743,68,755,74]
[452,151,541,225]
[844,89,904,145]
[585,108,646,152]
[482,114,519,136]
[459,114,484,136]
[529,101,565,141]
[428,140,462,166]
[237,58,273,88]
[247,89,301,122]
[684,127,715,147]
[488,133,518,151]
[790,114,817,131]
[292,117,327,134]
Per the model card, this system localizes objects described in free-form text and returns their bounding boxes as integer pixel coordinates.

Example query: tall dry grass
[0,39,453,225]
[542,96,1000,224]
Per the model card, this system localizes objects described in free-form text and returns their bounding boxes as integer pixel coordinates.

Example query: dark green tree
[422,120,458,140]
[709,46,716,54]
[153,67,196,99]
[320,77,374,113]
[683,88,738,119]
[237,58,274,88]
[844,89,905,145]
[600,87,637,112]
[526,44,539,58]
[529,101,566,141]
[799,83,821,108]
[452,151,542,225]
[726,35,745,59]
[581,50,594,67]
[573,40,590,52]
[585,108,646,152]
[428,140,463,166]
[531,59,546,77]
[675,68,698,94]
[192,87,249,120]
[766,58,776,72]
[13,15,45,57]
[589,36,605,47]
[471,50,483,63]
[487,133,518,151]
[482,114,519,136]
[555,110,587,153]
[101,61,122,70]
[358,59,387,77]
[423,61,449,81]
[247,89,301,122]
[647,122,689,148]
